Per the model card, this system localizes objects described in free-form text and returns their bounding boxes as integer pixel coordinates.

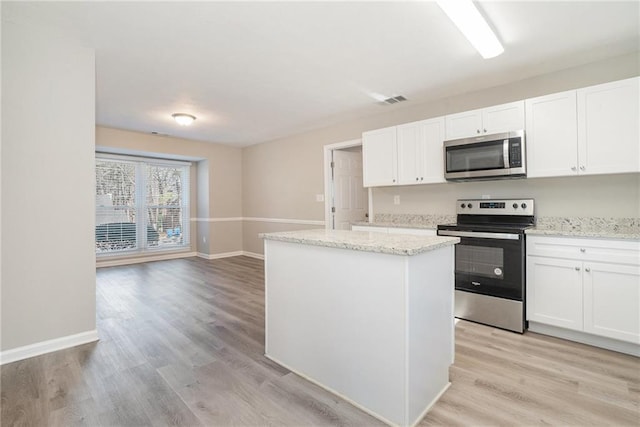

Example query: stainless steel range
[437,198,535,333]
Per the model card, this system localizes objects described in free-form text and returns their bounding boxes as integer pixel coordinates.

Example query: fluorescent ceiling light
[437,0,504,59]
[172,113,196,126]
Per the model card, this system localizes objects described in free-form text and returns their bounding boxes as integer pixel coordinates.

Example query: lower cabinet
[527,236,640,346]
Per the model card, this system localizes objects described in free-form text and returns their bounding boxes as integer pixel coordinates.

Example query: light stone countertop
[260,229,459,256]
[525,217,640,240]
[352,213,456,230]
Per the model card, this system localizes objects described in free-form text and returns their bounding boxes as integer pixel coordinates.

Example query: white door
[397,121,421,185]
[527,256,584,331]
[332,149,368,230]
[583,261,640,344]
[445,109,483,140]
[525,90,578,178]
[482,100,525,134]
[362,126,397,187]
[577,77,640,175]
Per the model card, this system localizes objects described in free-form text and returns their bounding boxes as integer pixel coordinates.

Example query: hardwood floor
[1,256,638,426]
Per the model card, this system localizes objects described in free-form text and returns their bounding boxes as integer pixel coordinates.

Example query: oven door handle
[438,230,521,240]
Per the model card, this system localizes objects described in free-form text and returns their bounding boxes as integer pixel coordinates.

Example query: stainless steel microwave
[443,130,526,181]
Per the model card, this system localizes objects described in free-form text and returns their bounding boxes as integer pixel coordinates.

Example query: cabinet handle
[416,177,419,181]
[571,166,577,171]
[575,267,581,271]
[580,248,586,253]
[393,179,396,183]
[585,267,591,272]
[420,177,424,181]
[483,128,487,133]
[579,165,585,171]
[476,129,480,134]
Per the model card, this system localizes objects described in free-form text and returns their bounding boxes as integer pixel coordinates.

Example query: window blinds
[95,155,190,255]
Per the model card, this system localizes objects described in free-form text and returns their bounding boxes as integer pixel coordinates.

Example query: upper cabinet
[362,126,398,187]
[445,101,525,140]
[577,77,639,175]
[397,117,446,185]
[525,90,578,178]
[526,77,639,178]
[363,117,445,188]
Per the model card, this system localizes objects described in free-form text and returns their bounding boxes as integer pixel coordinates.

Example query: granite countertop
[525,217,640,240]
[259,229,459,256]
[353,213,456,230]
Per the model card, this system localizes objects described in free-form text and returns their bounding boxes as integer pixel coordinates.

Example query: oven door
[437,230,525,301]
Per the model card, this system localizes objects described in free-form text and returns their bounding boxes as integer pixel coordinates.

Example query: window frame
[95,153,191,257]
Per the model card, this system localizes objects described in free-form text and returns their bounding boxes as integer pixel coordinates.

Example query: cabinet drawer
[527,236,640,265]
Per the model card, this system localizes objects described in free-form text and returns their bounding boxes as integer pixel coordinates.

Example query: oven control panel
[457,199,534,216]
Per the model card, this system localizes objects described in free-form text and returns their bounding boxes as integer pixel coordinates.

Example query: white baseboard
[0,330,99,365]
[528,321,640,357]
[242,251,264,260]
[197,251,244,260]
[97,251,197,268]
[197,251,265,260]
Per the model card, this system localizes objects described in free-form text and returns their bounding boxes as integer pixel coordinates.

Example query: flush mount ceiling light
[437,0,504,59]
[171,113,196,126]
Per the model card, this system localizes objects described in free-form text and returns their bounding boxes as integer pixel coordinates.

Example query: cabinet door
[397,121,422,185]
[419,117,446,184]
[525,91,578,178]
[362,127,397,187]
[577,77,640,175]
[445,109,482,140]
[527,256,583,331]
[482,100,525,134]
[583,262,640,344]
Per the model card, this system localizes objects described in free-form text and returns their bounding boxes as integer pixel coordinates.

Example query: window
[95,154,190,255]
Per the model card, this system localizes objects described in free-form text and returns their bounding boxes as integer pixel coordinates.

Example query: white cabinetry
[525,90,578,178]
[527,236,640,350]
[362,126,397,187]
[397,117,446,185]
[577,77,640,175]
[445,101,525,140]
[526,77,640,178]
[363,117,445,188]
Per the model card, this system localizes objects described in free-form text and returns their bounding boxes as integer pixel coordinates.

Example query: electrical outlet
[202,236,206,243]
[316,194,325,202]
[393,195,400,205]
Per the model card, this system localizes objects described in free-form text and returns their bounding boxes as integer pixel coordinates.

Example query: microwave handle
[503,139,510,169]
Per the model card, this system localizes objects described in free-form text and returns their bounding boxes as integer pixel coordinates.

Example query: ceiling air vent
[381,95,407,105]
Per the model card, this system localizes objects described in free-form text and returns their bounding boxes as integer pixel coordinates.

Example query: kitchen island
[261,229,459,426]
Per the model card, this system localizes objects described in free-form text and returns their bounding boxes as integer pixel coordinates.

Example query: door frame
[323,139,373,230]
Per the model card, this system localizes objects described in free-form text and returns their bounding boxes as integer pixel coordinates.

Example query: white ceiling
[3,1,639,147]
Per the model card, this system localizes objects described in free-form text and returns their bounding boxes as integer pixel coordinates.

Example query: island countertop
[259,228,459,256]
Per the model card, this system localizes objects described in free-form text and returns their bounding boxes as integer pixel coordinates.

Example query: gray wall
[1,21,96,351]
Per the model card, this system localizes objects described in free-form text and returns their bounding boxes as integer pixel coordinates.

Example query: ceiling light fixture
[171,113,196,126]
[437,0,504,59]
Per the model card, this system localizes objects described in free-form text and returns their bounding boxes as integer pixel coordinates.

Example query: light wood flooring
[1,256,638,426]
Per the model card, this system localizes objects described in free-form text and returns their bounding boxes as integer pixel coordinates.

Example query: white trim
[242,251,265,260]
[191,217,243,222]
[322,139,365,230]
[96,251,196,268]
[245,217,324,225]
[1,330,99,365]
[528,321,640,357]
[96,151,192,166]
[197,251,265,260]
[197,251,244,260]
[190,217,324,226]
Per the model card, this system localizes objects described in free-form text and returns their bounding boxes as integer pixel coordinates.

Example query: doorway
[323,140,370,230]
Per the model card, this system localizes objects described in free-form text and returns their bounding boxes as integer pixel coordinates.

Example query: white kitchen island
[261,229,459,427]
